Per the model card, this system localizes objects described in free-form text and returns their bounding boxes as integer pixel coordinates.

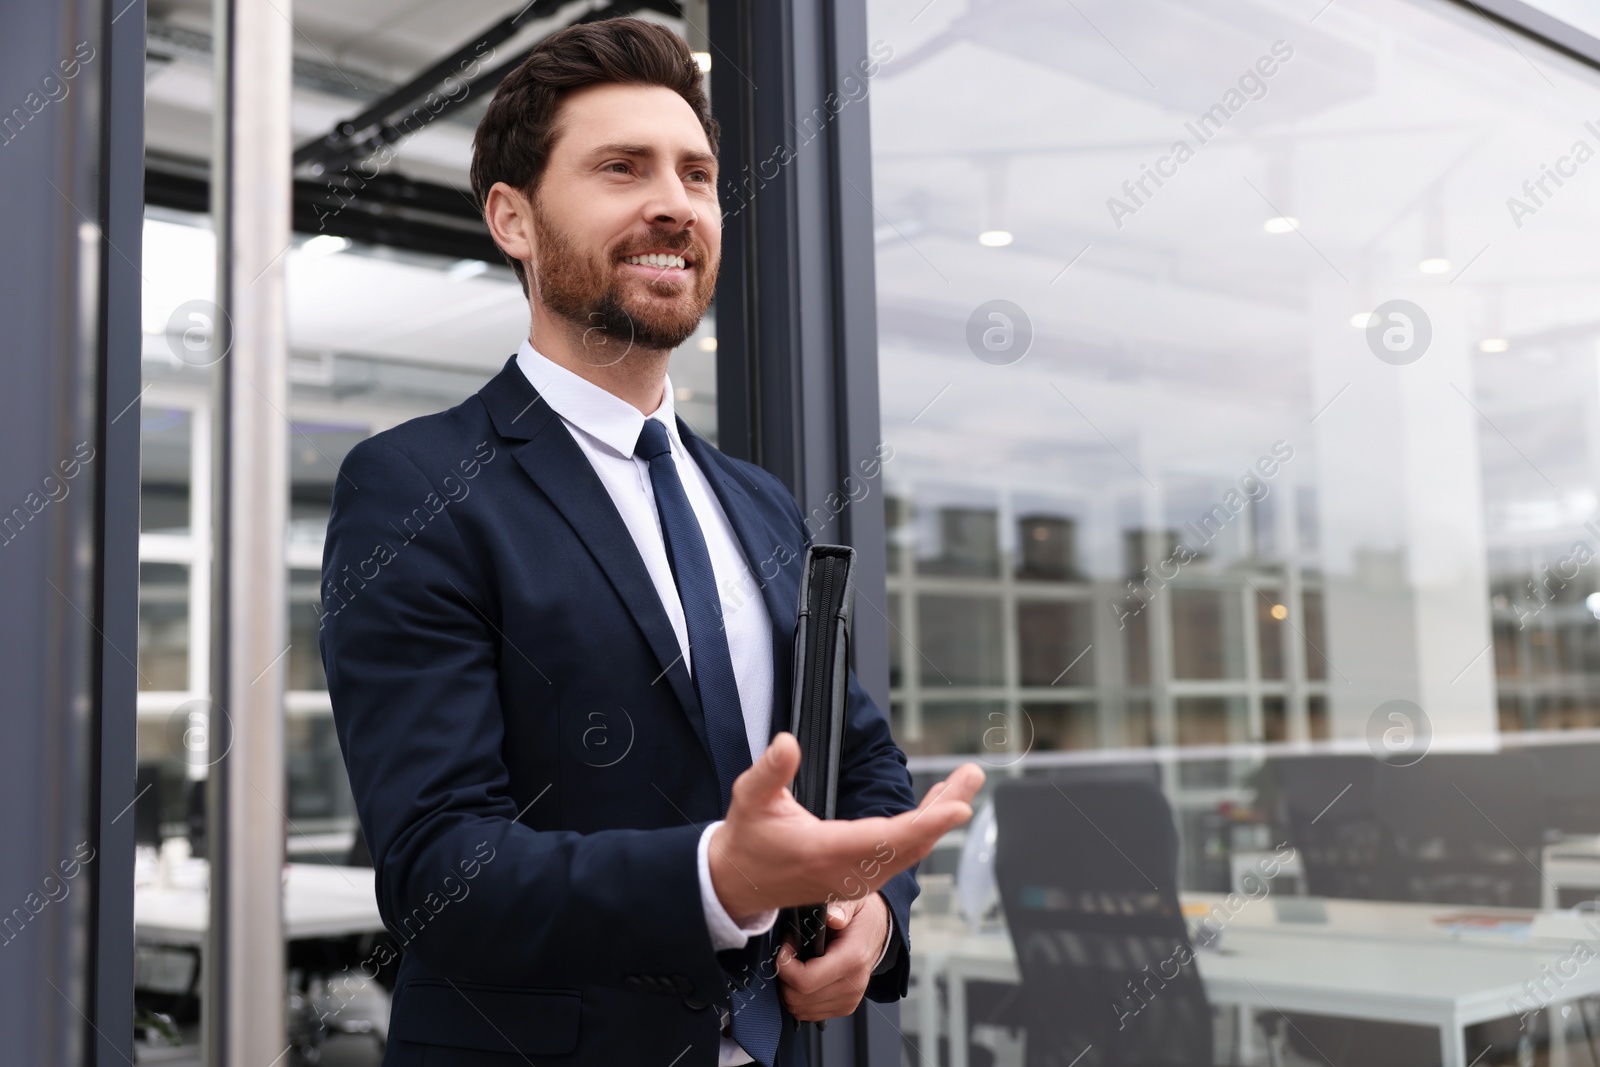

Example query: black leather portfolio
[783,543,858,964]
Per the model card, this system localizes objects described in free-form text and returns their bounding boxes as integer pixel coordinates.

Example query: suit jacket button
[684,996,709,1011]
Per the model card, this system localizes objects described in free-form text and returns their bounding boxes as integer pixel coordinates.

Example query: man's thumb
[738,731,801,802]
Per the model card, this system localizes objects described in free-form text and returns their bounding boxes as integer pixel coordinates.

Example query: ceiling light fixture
[301,234,350,258]
[446,259,489,282]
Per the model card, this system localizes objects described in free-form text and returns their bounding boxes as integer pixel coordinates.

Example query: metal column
[205,0,291,1060]
[709,0,898,1062]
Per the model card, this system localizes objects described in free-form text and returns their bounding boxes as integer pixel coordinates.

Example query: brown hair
[469,17,718,291]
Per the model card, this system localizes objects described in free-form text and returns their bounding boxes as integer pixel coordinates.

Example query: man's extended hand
[708,731,985,918]
[775,893,887,1022]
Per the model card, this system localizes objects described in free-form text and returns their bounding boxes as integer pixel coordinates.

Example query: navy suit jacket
[319,356,920,1066]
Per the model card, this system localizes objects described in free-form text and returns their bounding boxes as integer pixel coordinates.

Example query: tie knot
[634,417,672,461]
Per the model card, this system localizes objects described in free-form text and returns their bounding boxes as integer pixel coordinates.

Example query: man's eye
[606,162,630,174]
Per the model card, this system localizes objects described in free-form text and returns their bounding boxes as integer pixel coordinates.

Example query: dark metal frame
[0,0,142,1062]
[710,0,897,1062]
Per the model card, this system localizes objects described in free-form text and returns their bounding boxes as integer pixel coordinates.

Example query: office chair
[993,778,1278,1067]
[1526,742,1600,838]
[1374,752,1543,909]
[1279,755,1398,901]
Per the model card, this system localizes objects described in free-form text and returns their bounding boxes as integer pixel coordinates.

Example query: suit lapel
[677,420,801,746]
[477,358,712,762]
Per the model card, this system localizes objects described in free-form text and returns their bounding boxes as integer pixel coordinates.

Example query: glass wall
[868,0,1600,1063]
[135,207,722,853]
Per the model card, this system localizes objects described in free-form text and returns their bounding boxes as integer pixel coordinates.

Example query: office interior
[13,0,1600,1063]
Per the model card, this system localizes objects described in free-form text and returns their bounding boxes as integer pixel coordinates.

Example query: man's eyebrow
[588,142,718,168]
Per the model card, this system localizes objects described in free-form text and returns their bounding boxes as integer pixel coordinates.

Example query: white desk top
[134,860,383,946]
[913,893,1600,1028]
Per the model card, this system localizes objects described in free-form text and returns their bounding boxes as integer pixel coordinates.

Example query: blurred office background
[14,0,1600,1062]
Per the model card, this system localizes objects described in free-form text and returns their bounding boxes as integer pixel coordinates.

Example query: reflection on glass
[1175,695,1247,747]
[287,568,327,691]
[140,407,191,535]
[871,0,1600,1054]
[919,700,1008,758]
[918,594,1003,686]
[138,562,189,691]
[1017,599,1092,686]
[1021,701,1097,751]
[918,504,1000,578]
[1016,513,1080,581]
[1171,588,1244,680]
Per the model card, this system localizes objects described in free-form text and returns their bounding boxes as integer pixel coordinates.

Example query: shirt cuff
[872,894,895,972]
[698,820,778,952]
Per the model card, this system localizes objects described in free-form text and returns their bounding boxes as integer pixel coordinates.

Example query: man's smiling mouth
[621,252,689,270]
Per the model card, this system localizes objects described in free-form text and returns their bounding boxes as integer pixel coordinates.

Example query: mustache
[616,230,698,258]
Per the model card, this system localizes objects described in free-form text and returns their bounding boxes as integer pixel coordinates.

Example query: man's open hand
[775,892,887,1021]
[707,731,985,917]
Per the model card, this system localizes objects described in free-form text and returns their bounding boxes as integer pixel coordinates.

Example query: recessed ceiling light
[301,234,350,258]
[1419,257,1451,275]
[692,52,711,73]
[978,230,1013,247]
[697,336,717,352]
[446,259,489,282]
[1263,216,1299,234]
[1478,338,1509,353]
[1349,312,1379,328]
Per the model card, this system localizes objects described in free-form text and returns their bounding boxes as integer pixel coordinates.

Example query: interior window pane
[918,594,1004,686]
[140,406,191,535]
[137,562,189,691]
[1171,587,1245,680]
[1017,599,1094,686]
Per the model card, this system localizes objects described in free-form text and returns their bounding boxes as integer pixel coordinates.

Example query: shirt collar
[515,338,682,460]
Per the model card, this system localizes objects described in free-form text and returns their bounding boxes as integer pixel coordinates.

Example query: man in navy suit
[319,18,983,1066]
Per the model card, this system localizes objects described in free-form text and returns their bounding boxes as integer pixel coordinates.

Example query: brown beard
[529,195,717,357]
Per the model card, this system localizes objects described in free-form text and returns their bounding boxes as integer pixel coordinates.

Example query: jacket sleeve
[319,436,726,1000]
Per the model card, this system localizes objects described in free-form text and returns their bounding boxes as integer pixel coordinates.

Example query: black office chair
[1375,752,1543,909]
[1527,742,1600,840]
[993,778,1274,1067]
[1279,754,1397,901]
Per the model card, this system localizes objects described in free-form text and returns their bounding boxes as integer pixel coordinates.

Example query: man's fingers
[912,762,986,815]
[733,731,801,807]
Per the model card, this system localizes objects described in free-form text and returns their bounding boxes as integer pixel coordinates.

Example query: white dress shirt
[515,341,888,1063]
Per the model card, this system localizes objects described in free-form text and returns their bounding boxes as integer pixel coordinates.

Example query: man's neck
[529,310,671,416]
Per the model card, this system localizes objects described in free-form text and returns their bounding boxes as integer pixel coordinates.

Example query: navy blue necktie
[634,417,783,1066]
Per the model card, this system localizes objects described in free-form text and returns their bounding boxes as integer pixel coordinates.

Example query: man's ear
[483,181,534,272]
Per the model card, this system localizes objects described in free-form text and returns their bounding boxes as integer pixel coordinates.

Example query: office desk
[1544,835,1600,911]
[134,860,385,946]
[912,896,1600,1067]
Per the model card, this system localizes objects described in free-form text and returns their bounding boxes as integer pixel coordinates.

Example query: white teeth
[623,253,686,269]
